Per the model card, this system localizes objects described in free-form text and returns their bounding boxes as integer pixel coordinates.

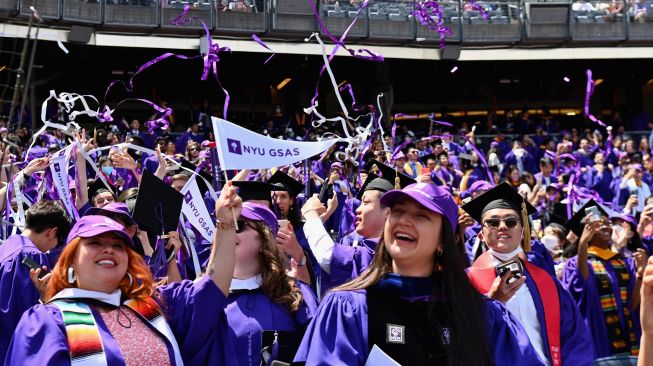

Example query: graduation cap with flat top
[268,170,305,197]
[356,172,396,200]
[229,180,276,204]
[566,199,609,237]
[371,161,416,190]
[88,179,118,201]
[462,182,537,251]
[132,171,183,235]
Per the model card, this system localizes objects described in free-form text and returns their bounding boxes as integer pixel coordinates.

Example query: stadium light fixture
[594,79,604,86]
[276,78,292,90]
[450,66,458,73]
[563,77,570,82]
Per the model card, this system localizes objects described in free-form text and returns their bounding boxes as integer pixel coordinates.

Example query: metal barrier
[270,0,317,34]
[368,0,416,39]
[462,1,522,42]
[320,0,367,38]
[216,0,266,33]
[0,0,19,13]
[571,0,627,41]
[62,0,102,24]
[104,0,159,27]
[20,0,61,18]
[627,0,653,40]
[161,0,212,30]
[3,0,653,43]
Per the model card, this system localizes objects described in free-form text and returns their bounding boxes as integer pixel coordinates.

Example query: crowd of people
[1,108,653,365]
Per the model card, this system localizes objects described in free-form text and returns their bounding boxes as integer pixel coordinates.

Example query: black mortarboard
[230,180,275,204]
[419,153,436,165]
[566,199,609,237]
[372,161,416,190]
[462,182,537,251]
[179,159,213,197]
[355,173,395,200]
[132,171,183,235]
[268,170,305,197]
[88,179,117,201]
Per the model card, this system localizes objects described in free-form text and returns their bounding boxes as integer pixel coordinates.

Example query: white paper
[365,345,401,366]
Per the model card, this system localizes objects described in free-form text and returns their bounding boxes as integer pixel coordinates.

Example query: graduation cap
[419,153,436,165]
[566,199,609,237]
[268,170,305,197]
[355,172,395,200]
[461,182,537,252]
[372,161,416,190]
[132,171,183,235]
[230,180,276,205]
[179,159,213,197]
[88,179,118,203]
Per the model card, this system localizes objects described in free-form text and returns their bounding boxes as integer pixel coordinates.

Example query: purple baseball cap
[612,214,638,228]
[240,202,279,237]
[380,183,458,233]
[468,180,493,195]
[629,163,643,172]
[66,215,134,247]
[85,202,135,226]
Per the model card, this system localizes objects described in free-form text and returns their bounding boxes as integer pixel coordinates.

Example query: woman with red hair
[4,185,242,366]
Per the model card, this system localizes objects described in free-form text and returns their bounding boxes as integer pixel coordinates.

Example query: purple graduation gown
[561,254,639,358]
[326,237,378,290]
[294,288,545,366]
[223,281,318,366]
[0,235,51,359]
[4,276,228,366]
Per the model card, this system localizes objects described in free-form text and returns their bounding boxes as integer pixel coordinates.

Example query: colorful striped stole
[51,297,184,366]
[588,253,639,356]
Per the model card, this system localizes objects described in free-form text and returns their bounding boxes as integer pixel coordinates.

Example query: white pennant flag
[49,145,78,220]
[181,176,215,242]
[212,117,338,170]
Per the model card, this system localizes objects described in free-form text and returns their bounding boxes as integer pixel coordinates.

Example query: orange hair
[45,237,155,302]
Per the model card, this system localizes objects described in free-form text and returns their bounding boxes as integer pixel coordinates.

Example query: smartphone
[495,260,523,284]
[422,167,431,175]
[462,197,472,205]
[278,219,290,233]
[21,256,48,279]
[585,206,601,222]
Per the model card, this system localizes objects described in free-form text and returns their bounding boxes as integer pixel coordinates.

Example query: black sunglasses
[236,220,253,233]
[484,217,520,229]
[188,147,199,152]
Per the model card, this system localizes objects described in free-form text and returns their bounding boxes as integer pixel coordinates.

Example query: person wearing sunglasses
[221,201,318,366]
[464,182,594,366]
[185,141,202,165]
[295,183,543,365]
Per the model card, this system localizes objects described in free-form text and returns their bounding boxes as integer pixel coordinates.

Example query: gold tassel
[395,173,401,190]
[521,200,531,252]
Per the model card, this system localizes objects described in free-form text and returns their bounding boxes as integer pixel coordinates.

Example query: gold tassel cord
[521,200,531,252]
[394,174,401,190]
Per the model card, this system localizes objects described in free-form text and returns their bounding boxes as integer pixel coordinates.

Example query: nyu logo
[386,324,405,344]
[227,138,242,155]
[184,191,193,204]
[53,163,61,173]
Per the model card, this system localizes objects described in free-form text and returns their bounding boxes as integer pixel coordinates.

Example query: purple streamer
[584,70,606,127]
[460,134,495,185]
[251,34,276,65]
[339,83,375,113]
[413,1,454,48]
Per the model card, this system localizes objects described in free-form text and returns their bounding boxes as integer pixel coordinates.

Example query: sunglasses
[236,220,254,233]
[188,147,199,152]
[484,217,520,229]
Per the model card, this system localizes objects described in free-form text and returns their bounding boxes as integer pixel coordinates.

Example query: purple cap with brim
[468,180,493,195]
[380,183,458,233]
[629,163,643,172]
[66,215,134,247]
[85,202,135,225]
[240,202,279,237]
[613,214,638,228]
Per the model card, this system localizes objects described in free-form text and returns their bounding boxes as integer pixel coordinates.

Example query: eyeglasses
[188,147,199,152]
[483,217,520,229]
